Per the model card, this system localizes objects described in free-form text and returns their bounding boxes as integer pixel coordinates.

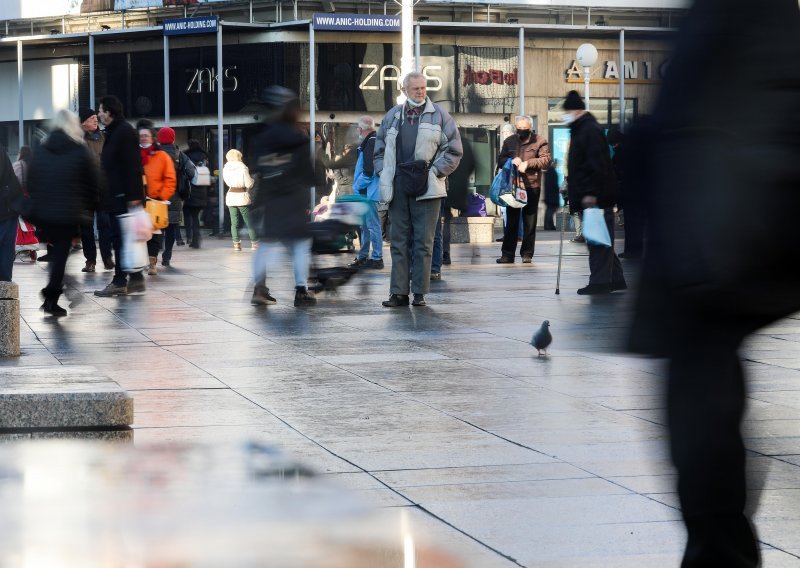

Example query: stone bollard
[0,282,20,357]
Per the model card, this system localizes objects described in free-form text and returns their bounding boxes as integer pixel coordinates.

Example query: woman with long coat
[27,110,100,315]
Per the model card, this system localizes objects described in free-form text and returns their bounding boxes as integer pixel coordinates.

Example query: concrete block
[0,366,133,430]
[0,281,20,358]
[450,216,497,244]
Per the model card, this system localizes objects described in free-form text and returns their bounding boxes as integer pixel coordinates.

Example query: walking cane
[555,205,567,295]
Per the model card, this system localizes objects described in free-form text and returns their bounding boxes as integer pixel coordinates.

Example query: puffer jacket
[142,146,176,202]
[27,130,100,226]
[223,160,254,207]
[374,98,463,203]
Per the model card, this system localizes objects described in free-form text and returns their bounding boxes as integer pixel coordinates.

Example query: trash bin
[0,281,20,357]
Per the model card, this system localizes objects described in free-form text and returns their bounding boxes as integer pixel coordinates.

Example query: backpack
[192,160,212,187]
[173,153,192,201]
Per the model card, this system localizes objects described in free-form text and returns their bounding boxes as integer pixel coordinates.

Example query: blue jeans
[252,239,311,289]
[0,217,17,282]
[357,201,383,261]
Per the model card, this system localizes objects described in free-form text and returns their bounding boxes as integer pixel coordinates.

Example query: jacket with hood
[223,160,255,207]
[27,130,100,226]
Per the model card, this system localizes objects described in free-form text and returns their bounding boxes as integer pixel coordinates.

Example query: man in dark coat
[249,86,317,308]
[0,145,22,282]
[628,1,800,565]
[563,90,625,295]
[94,95,146,297]
[495,116,552,264]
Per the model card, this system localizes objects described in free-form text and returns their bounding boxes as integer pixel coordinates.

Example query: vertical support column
[400,0,414,83]
[249,0,253,23]
[518,27,525,115]
[308,22,316,213]
[619,29,625,132]
[414,25,420,72]
[217,23,225,231]
[89,34,95,108]
[163,35,170,123]
[17,41,23,147]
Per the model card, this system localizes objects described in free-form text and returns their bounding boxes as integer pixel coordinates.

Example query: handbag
[145,198,169,230]
[396,159,430,197]
[490,160,527,208]
[582,207,612,247]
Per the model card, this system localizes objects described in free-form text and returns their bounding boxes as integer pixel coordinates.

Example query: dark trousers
[501,189,540,259]
[623,200,646,257]
[388,194,441,296]
[109,212,143,285]
[147,233,163,258]
[42,224,73,293]
[544,204,559,230]
[162,224,178,261]
[588,208,625,286]
[81,211,113,264]
[0,217,18,282]
[379,209,390,241]
[184,206,202,245]
[668,319,759,567]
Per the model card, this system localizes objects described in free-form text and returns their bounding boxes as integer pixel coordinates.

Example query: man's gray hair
[402,71,426,90]
[515,115,534,128]
[358,115,375,130]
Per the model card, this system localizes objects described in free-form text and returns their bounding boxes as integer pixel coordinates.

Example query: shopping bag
[489,160,513,207]
[582,207,612,247]
[145,198,169,230]
[500,169,528,209]
[119,207,152,272]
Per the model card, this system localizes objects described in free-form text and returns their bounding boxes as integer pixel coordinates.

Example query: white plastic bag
[119,207,152,272]
[582,207,612,247]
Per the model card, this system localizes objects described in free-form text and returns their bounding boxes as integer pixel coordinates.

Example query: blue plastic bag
[489,160,513,207]
[582,207,612,247]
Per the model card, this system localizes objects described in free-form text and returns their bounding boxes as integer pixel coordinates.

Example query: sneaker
[103,258,115,270]
[442,254,451,265]
[577,283,612,295]
[81,261,96,273]
[382,294,410,307]
[611,281,628,292]
[251,242,259,250]
[430,272,441,281]
[522,256,532,264]
[126,278,146,294]
[233,241,242,252]
[570,236,586,244]
[348,257,366,268]
[294,286,317,307]
[364,258,384,269]
[94,282,127,297]
[412,294,427,307]
[251,285,277,306]
[496,256,514,264]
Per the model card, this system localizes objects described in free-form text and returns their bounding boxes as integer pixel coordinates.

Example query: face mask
[140,143,152,149]
[406,96,426,108]
[562,112,577,125]
[517,129,531,140]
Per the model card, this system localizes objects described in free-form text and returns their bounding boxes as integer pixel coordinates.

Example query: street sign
[312,13,400,32]
[163,16,219,36]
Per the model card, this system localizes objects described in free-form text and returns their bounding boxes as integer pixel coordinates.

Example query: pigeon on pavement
[531,320,552,356]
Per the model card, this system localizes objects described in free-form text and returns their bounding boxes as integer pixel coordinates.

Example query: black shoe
[126,278,146,294]
[496,256,514,264]
[570,236,586,244]
[102,258,115,270]
[430,272,441,281]
[522,256,532,264]
[189,241,201,249]
[619,253,641,260]
[412,294,426,307]
[348,257,367,268]
[81,261,96,273]
[176,240,186,246]
[162,259,171,267]
[577,283,612,295]
[442,254,451,265]
[364,258,384,269]
[611,281,628,292]
[251,285,277,306]
[495,237,504,242]
[294,286,317,307]
[94,282,127,297]
[382,294,410,307]
[40,288,67,316]
[36,254,50,262]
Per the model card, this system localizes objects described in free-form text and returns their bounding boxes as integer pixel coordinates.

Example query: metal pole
[518,27,525,115]
[249,0,253,23]
[89,34,95,108]
[17,41,23,147]
[414,25,420,72]
[217,23,224,232]
[619,29,625,132]
[309,22,316,213]
[584,67,590,109]
[400,0,414,83]
[163,35,170,123]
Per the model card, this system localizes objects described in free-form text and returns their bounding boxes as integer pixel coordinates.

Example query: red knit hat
[157,126,176,145]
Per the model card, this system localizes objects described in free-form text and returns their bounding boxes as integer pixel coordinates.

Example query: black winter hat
[562,90,586,110]
[79,108,96,123]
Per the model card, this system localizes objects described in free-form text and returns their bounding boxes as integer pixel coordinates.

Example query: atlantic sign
[312,13,401,32]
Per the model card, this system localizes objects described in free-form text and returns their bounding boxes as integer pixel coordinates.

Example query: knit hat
[157,126,176,145]
[79,108,96,123]
[562,90,586,110]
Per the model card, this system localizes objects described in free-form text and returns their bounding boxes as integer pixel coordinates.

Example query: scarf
[140,145,154,166]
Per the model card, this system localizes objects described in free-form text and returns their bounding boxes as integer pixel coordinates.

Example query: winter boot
[40,288,67,317]
[147,256,158,275]
[251,285,277,306]
[293,286,317,307]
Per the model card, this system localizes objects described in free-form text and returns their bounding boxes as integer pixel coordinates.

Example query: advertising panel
[457,47,518,114]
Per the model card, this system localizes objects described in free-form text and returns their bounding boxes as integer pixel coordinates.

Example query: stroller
[15,217,40,262]
[307,195,370,293]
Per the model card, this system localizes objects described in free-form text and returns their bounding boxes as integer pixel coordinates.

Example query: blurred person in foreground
[249,86,316,308]
[27,110,100,315]
[0,146,22,281]
[628,1,800,566]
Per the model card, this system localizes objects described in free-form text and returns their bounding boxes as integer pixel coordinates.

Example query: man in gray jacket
[374,71,463,307]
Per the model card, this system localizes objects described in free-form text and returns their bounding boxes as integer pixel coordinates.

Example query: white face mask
[406,96,426,109]
[561,112,577,125]
[140,143,152,149]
